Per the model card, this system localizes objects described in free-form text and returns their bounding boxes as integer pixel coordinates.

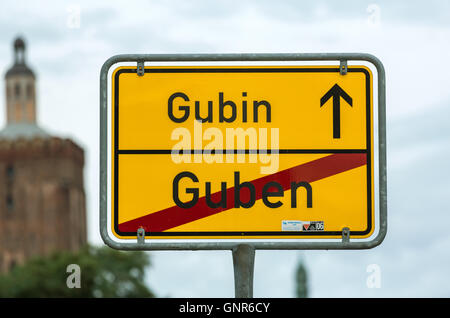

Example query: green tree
[0,245,155,298]
[295,256,308,298]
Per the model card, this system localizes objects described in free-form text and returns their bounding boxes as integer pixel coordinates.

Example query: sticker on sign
[282,221,325,232]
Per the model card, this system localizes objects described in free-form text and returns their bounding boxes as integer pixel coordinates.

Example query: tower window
[6,165,14,180]
[6,194,14,212]
[26,83,33,100]
[14,83,20,98]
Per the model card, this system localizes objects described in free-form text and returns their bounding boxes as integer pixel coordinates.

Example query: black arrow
[320,83,353,139]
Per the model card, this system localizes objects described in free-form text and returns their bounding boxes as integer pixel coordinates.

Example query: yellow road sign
[110,65,373,240]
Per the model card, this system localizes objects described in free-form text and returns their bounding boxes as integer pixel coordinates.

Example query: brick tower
[0,37,87,272]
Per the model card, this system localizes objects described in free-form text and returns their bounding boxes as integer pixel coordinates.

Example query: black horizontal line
[117,149,367,154]
[119,230,368,237]
[123,68,345,73]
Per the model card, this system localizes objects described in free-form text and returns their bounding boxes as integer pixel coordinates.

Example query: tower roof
[0,123,49,140]
[14,37,25,50]
[5,36,35,78]
[5,63,35,78]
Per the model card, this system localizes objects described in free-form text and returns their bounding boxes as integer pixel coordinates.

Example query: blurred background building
[0,37,87,273]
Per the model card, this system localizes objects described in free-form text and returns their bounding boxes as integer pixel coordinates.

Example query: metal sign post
[99,53,386,298]
[232,244,255,298]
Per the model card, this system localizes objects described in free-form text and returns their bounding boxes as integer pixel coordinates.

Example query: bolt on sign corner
[101,54,386,248]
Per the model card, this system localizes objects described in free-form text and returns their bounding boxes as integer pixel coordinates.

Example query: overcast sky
[1,0,450,297]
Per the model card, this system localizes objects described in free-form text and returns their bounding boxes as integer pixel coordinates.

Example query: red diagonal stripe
[118,153,367,233]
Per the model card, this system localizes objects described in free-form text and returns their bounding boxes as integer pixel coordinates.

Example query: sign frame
[99,53,386,251]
